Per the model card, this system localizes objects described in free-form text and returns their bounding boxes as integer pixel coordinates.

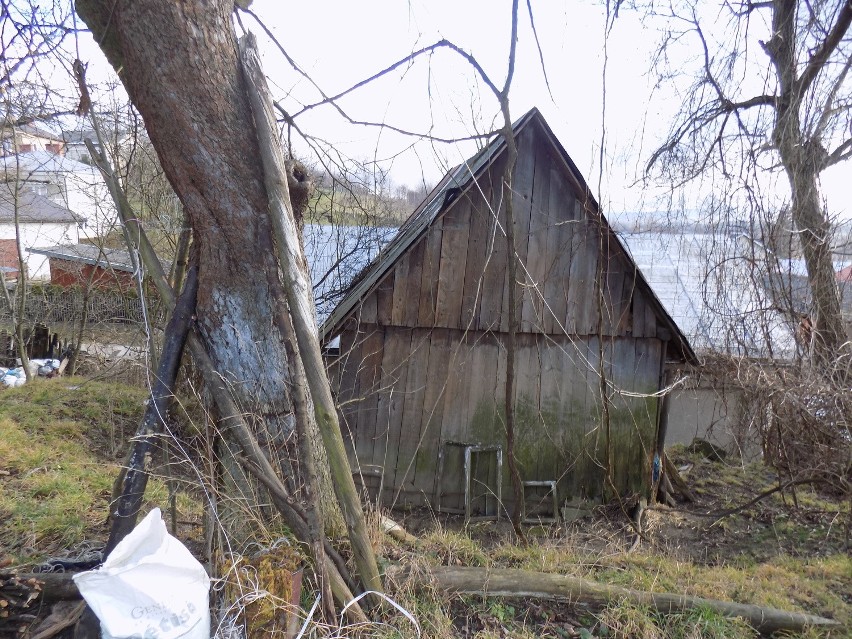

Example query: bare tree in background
[645,0,852,371]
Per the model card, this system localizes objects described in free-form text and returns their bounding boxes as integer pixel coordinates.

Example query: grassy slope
[0,378,180,564]
[0,380,848,638]
[380,452,851,639]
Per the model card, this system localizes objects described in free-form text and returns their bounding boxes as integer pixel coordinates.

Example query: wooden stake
[104,266,198,557]
[239,33,383,599]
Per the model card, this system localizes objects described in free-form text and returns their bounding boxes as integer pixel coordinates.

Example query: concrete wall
[665,381,760,458]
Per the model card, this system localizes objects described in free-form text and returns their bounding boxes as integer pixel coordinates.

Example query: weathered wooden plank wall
[328,116,673,509]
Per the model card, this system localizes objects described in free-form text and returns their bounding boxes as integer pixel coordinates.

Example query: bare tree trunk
[12,184,31,382]
[767,0,849,370]
[75,0,298,548]
[501,120,526,538]
[494,0,526,540]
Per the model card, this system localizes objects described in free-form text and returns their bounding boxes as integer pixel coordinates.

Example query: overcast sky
[72,0,849,222]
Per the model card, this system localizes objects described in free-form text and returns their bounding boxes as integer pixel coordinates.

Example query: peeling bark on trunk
[75,0,297,545]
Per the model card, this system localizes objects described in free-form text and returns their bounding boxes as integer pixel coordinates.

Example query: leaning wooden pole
[104,266,198,557]
[239,33,383,598]
[85,139,366,621]
[391,566,841,635]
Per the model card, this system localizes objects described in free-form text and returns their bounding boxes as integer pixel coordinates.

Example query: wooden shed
[321,108,695,517]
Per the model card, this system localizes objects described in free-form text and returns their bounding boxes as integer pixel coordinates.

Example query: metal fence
[0,286,151,325]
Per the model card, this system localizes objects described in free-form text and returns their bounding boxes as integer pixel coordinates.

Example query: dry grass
[0,377,203,565]
[1,378,848,639]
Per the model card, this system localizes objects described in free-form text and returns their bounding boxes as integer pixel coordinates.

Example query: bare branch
[823,136,852,168]
[796,0,852,96]
[525,0,554,100]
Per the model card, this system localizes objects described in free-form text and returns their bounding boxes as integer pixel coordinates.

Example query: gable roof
[321,107,697,363]
[1,150,98,175]
[16,123,65,142]
[0,190,82,224]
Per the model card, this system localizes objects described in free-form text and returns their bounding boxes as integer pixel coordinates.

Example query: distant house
[26,244,169,293]
[321,109,695,514]
[1,123,66,157]
[1,151,117,237]
[0,191,83,279]
[61,127,133,165]
[61,128,98,164]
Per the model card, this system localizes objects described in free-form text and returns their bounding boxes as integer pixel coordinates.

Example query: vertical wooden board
[609,337,637,416]
[477,159,509,331]
[358,289,378,325]
[618,264,639,336]
[500,126,537,333]
[542,165,571,336]
[565,201,588,335]
[577,213,602,335]
[644,291,659,339]
[436,335,475,508]
[411,328,453,502]
[463,332,501,446]
[580,336,606,499]
[631,289,646,338]
[402,236,426,327]
[376,272,394,326]
[434,202,471,329]
[391,328,431,501]
[537,337,563,484]
[521,142,553,333]
[552,337,586,496]
[460,188,490,332]
[613,338,648,495]
[390,252,411,326]
[418,221,444,327]
[512,334,542,480]
[373,327,413,506]
[351,328,385,472]
[603,253,624,337]
[335,328,360,459]
[632,337,661,469]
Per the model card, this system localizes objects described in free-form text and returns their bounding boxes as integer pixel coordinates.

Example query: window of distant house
[19,144,32,152]
[46,143,62,154]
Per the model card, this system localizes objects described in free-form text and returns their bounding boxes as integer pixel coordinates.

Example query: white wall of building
[3,153,118,238]
[0,221,80,279]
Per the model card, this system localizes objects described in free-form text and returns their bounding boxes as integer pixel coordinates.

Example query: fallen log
[381,516,418,545]
[388,566,841,635]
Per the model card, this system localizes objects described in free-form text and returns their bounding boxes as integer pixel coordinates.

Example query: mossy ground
[0,378,203,565]
[377,447,850,639]
[1,382,848,639]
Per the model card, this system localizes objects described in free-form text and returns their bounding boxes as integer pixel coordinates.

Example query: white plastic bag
[73,508,210,639]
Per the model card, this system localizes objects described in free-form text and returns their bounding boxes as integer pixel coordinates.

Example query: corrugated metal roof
[303,223,395,324]
[619,231,798,358]
[319,107,697,362]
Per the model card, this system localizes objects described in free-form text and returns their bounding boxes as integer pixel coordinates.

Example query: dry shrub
[705,354,850,498]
